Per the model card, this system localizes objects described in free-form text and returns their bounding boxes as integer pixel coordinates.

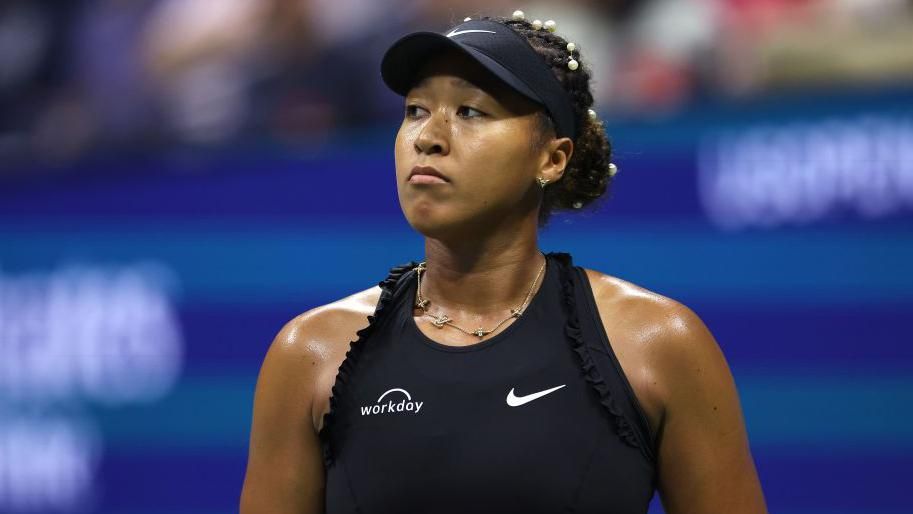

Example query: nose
[414,111,450,156]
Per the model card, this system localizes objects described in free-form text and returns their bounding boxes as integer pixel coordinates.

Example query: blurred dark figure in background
[2,0,911,176]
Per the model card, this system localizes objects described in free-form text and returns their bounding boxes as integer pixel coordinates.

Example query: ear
[538,136,574,183]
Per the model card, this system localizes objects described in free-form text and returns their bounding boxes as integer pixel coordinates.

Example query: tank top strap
[318,259,421,467]
[548,251,658,465]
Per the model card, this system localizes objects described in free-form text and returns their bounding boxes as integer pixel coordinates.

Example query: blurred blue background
[1,0,912,513]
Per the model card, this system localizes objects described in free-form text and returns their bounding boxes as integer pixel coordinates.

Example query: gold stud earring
[537,177,549,188]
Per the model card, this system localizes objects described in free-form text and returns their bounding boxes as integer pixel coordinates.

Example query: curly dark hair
[485,15,616,228]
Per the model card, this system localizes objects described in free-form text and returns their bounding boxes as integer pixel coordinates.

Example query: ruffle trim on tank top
[550,251,644,453]
[318,260,419,467]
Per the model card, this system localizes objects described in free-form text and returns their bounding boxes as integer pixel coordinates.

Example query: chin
[404,212,449,239]
[406,207,504,245]
[402,204,465,240]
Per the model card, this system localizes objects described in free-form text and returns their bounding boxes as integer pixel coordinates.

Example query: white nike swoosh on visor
[446,29,497,38]
[506,384,566,407]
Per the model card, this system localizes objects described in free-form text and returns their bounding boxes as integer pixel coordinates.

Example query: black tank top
[319,252,657,513]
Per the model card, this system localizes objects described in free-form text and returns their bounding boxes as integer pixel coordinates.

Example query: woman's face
[394,49,560,240]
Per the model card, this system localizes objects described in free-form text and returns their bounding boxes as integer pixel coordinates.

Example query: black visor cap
[380,19,578,141]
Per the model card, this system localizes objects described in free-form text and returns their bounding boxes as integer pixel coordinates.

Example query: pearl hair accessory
[544,19,556,32]
[566,41,579,71]
[532,19,543,30]
[512,10,525,21]
[608,163,618,177]
[587,109,597,121]
[572,201,583,209]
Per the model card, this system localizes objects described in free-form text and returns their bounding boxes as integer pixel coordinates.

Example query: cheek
[394,125,412,176]
[459,125,535,186]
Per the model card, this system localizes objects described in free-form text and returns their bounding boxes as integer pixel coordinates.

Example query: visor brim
[380,32,544,107]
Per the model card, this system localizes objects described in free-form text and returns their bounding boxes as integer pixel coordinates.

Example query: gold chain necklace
[413,253,546,339]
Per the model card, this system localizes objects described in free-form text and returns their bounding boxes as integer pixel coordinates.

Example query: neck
[419,237,546,320]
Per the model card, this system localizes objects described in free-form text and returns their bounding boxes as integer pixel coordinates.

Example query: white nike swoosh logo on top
[506,384,566,407]
[446,29,496,38]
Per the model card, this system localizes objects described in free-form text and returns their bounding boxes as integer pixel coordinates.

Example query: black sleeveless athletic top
[319,252,657,513]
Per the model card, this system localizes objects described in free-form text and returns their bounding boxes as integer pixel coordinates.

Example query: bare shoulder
[581,267,712,347]
[581,267,767,512]
[268,284,384,432]
[240,285,384,514]
[276,284,383,362]
[579,267,731,443]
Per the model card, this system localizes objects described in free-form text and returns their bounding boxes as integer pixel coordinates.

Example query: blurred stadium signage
[0,262,183,512]
[698,115,913,229]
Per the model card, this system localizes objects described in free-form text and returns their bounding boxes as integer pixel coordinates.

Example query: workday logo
[361,388,424,416]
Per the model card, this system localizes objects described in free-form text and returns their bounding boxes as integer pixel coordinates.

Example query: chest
[324,326,653,513]
[313,294,663,449]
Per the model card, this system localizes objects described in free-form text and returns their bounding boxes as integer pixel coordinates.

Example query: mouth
[409,165,449,184]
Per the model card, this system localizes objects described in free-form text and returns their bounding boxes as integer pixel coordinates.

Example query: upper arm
[239,314,325,514]
[652,302,769,514]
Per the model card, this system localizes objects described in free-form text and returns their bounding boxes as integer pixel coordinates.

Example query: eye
[405,104,429,118]
[457,105,486,118]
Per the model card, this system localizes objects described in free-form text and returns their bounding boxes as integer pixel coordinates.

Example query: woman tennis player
[240,11,768,514]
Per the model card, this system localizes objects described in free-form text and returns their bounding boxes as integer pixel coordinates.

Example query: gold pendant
[415,298,429,310]
[431,314,451,328]
[474,328,488,338]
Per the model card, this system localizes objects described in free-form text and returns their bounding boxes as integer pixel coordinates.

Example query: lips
[409,165,449,183]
